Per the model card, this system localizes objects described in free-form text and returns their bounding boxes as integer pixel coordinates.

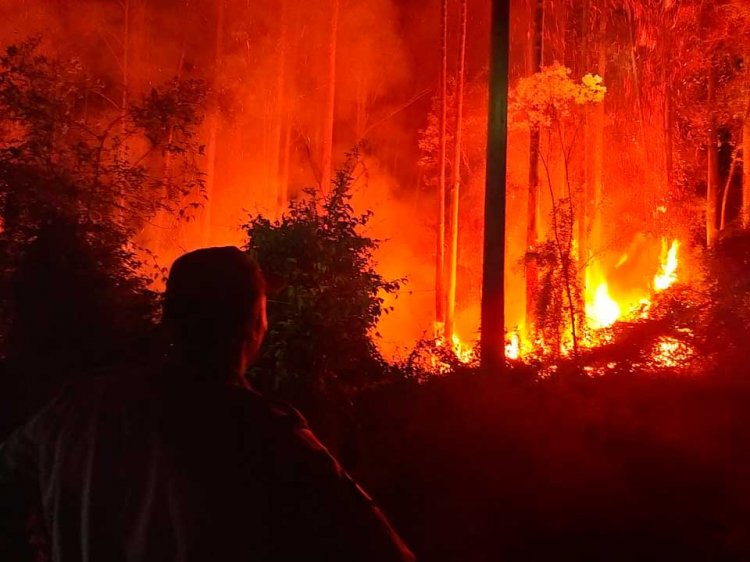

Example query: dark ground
[318,370,750,562]
[5,357,750,561]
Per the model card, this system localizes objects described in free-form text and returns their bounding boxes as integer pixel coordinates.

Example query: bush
[0,38,205,432]
[243,151,401,399]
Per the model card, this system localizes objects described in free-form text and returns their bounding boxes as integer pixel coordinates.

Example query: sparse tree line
[419,0,750,356]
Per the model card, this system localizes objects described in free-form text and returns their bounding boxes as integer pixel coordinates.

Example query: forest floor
[329,369,750,562]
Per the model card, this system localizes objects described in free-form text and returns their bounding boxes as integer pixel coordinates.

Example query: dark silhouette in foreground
[0,246,414,561]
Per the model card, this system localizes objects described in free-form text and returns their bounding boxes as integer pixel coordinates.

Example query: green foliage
[243,151,402,396]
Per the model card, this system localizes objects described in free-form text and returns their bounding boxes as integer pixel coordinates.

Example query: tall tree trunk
[707,66,719,247]
[578,0,590,277]
[121,0,129,115]
[115,0,131,227]
[320,0,339,192]
[665,81,674,191]
[445,0,468,339]
[279,112,293,210]
[273,0,289,216]
[156,50,186,256]
[280,2,303,213]
[435,0,448,329]
[203,0,224,246]
[720,147,740,230]
[664,33,675,194]
[526,0,544,338]
[743,112,750,228]
[482,0,510,371]
[625,2,646,151]
[742,64,750,229]
[592,9,606,252]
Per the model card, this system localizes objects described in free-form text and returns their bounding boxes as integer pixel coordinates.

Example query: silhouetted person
[0,246,415,561]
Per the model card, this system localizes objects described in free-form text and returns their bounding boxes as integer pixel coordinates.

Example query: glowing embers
[651,335,694,369]
[431,236,685,369]
[654,239,680,292]
[586,281,621,330]
[505,330,521,360]
[429,323,477,373]
[451,333,476,364]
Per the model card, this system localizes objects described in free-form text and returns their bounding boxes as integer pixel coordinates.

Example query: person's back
[0,247,414,561]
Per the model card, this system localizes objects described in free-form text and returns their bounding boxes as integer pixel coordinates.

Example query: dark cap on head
[163,247,266,341]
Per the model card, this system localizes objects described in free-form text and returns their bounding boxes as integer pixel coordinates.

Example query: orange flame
[586,281,621,329]
[654,239,680,291]
[430,236,684,368]
[505,331,521,360]
[451,334,476,364]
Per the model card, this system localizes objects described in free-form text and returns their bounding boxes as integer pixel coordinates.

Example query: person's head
[162,247,269,381]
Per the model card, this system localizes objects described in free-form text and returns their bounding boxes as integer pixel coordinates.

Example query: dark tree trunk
[481,0,511,372]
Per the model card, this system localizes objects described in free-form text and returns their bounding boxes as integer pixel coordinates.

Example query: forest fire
[1,0,747,378]
[429,234,684,367]
[4,1,750,560]
[586,281,620,330]
[584,238,681,332]
[654,239,680,292]
[652,336,694,369]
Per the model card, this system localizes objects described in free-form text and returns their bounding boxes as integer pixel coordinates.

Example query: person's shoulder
[42,369,161,418]
[233,387,310,432]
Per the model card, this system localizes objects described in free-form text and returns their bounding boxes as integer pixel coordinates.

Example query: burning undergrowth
[406,231,750,382]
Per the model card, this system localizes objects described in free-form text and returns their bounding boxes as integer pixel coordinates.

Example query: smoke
[0,0,497,357]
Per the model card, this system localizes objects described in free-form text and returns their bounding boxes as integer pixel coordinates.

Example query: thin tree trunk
[578,0,590,274]
[156,50,186,255]
[592,9,606,252]
[481,0,510,371]
[625,2,647,150]
[445,0,467,339]
[665,83,674,191]
[707,66,719,247]
[204,0,224,246]
[355,79,368,139]
[273,0,289,216]
[113,0,131,229]
[279,114,292,210]
[280,2,303,213]
[742,73,750,228]
[435,0,448,329]
[742,120,750,229]
[526,0,544,337]
[720,148,740,230]
[320,0,339,192]
[664,35,675,193]
[121,0,129,115]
